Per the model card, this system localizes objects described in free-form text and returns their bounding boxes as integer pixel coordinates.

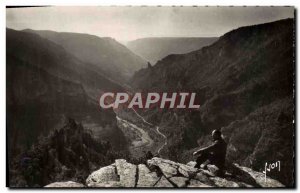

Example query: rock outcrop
[45,181,85,188]
[46,157,284,188]
[9,118,129,187]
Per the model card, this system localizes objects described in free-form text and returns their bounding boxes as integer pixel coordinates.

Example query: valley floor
[116,108,168,157]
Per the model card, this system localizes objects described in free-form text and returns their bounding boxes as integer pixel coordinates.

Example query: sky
[6,6,294,42]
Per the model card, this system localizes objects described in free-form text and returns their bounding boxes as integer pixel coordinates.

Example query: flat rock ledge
[45,157,284,188]
[45,181,85,188]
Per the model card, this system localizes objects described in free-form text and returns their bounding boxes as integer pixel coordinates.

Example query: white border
[0,0,298,6]
[1,0,298,192]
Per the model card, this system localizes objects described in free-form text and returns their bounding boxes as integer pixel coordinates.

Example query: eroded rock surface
[46,157,284,188]
[86,164,120,187]
[137,164,160,187]
[45,181,85,187]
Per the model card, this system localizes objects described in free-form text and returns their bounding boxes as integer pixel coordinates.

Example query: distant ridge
[126,37,218,64]
[23,29,147,82]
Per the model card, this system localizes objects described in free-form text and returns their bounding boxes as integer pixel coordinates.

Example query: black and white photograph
[5,5,295,188]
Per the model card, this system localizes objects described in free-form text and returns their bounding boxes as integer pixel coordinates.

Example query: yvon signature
[262,161,280,182]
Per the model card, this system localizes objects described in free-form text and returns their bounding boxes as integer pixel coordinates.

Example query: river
[117,108,168,155]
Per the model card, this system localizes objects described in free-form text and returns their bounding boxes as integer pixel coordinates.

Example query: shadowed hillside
[7,28,128,167]
[23,29,147,82]
[129,19,294,186]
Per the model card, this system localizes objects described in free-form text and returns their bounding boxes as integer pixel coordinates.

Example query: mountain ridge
[7,28,127,163]
[22,29,147,82]
[126,37,218,64]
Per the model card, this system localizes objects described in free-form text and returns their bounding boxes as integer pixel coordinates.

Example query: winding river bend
[155,126,167,154]
[117,108,168,155]
[116,116,153,148]
[131,108,168,154]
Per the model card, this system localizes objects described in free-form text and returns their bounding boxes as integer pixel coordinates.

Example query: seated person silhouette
[193,129,227,175]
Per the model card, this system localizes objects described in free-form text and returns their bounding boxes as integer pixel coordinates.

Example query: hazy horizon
[6,6,294,42]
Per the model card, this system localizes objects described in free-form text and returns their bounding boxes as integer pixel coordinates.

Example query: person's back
[210,137,227,170]
[193,129,227,173]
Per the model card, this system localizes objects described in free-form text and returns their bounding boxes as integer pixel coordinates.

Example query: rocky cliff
[45,157,284,188]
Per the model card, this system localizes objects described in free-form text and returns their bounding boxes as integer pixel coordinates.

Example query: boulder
[186,161,197,168]
[210,177,240,187]
[154,176,174,187]
[207,164,220,175]
[188,179,212,187]
[86,181,122,187]
[147,157,178,178]
[86,165,119,187]
[137,164,160,187]
[169,177,189,187]
[178,163,198,177]
[45,181,85,187]
[234,164,284,187]
[115,159,137,187]
[194,171,213,185]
